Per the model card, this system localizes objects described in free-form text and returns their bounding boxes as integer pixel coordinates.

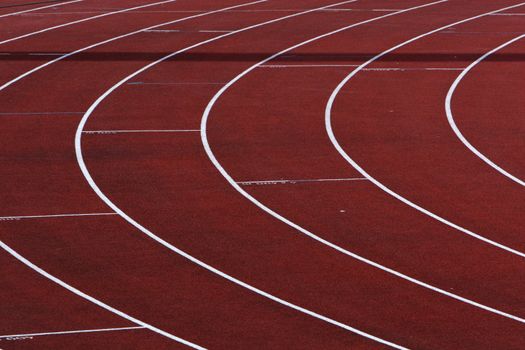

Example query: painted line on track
[0,0,178,46]
[74,1,416,349]
[0,0,81,19]
[0,326,145,339]
[260,64,465,70]
[446,33,525,187]
[0,111,84,115]
[83,129,200,134]
[490,13,525,16]
[201,0,525,326]
[237,177,368,185]
[326,2,525,259]
[0,212,116,221]
[128,81,226,85]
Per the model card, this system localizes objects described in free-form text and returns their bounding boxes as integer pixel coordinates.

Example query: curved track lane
[78,0,524,349]
[2,1,405,348]
[4,0,525,348]
[326,1,525,256]
[446,33,525,186]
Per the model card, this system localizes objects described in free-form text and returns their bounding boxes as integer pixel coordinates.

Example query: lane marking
[0,241,205,349]
[75,1,412,349]
[0,111,84,115]
[128,81,225,85]
[446,33,525,187]
[260,64,464,70]
[202,0,525,327]
[16,8,407,15]
[260,64,361,68]
[0,0,179,46]
[362,67,464,71]
[0,326,145,339]
[28,52,64,56]
[227,8,400,12]
[0,0,81,18]
[83,129,199,134]
[144,29,233,34]
[326,2,525,258]
[144,29,181,33]
[490,13,525,16]
[238,177,368,185]
[0,212,117,221]
[440,30,525,34]
[198,30,233,33]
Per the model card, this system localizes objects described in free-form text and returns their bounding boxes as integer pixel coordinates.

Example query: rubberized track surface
[0,1,524,349]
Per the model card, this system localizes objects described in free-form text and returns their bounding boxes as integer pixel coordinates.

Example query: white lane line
[0,326,145,339]
[0,0,81,19]
[440,30,524,34]
[0,1,267,92]
[83,129,199,134]
[75,1,411,349]
[128,81,225,85]
[144,29,233,33]
[260,64,361,68]
[202,0,525,326]
[238,177,368,185]
[227,8,400,12]
[490,13,525,16]
[198,30,233,33]
[0,241,205,349]
[260,65,464,70]
[0,111,84,115]
[144,29,181,33]
[326,2,525,257]
[28,53,63,56]
[0,212,116,221]
[362,67,464,71]
[446,33,525,187]
[0,0,178,46]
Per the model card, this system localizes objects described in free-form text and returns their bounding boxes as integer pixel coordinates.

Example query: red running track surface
[0,0,524,349]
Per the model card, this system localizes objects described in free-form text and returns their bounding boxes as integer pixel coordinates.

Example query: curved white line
[0,0,178,46]
[0,0,81,19]
[326,2,525,259]
[74,2,412,349]
[446,33,525,187]
[201,0,525,326]
[0,241,205,349]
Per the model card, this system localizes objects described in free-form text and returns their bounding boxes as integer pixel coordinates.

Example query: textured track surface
[1,1,524,349]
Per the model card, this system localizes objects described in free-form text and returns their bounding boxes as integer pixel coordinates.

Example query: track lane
[76,0,525,348]
[326,2,525,256]
[76,2,417,348]
[446,34,525,186]
[1,1,401,348]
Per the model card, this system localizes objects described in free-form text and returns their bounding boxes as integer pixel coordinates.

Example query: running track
[0,0,524,349]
